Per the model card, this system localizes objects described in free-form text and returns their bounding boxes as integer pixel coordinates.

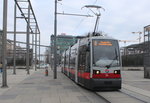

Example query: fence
[122,54,144,67]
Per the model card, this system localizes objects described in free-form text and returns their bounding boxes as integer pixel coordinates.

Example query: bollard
[45,68,48,76]
[0,62,2,73]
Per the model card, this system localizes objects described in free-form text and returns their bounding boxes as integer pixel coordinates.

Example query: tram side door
[78,46,86,85]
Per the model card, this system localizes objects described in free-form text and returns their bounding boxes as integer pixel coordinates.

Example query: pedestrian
[45,67,48,76]
[0,62,2,73]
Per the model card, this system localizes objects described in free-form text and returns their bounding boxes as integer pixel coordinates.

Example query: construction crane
[119,40,138,55]
[132,32,142,43]
[118,40,138,47]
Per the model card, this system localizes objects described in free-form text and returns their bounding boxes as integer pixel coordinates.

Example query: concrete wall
[122,67,144,71]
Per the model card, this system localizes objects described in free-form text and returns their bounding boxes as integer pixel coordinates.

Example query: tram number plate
[104,81,112,85]
[105,69,110,73]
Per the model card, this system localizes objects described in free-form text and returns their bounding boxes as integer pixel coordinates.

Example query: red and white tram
[61,34,122,90]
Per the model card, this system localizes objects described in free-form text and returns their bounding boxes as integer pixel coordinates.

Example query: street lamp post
[54,0,58,79]
[54,0,62,79]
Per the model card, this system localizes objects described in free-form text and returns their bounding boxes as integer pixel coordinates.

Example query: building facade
[0,30,33,66]
[50,35,77,67]
[50,34,85,67]
[51,35,77,54]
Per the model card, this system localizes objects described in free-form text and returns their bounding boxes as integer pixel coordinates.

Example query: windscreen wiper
[105,48,118,69]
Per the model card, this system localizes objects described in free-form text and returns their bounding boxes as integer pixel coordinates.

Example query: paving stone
[77,96,90,102]
[63,85,75,89]
[3,89,26,95]
[0,95,17,100]
[36,86,50,91]
[21,96,41,103]
[49,81,62,85]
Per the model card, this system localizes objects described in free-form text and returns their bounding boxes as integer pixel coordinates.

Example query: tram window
[64,55,66,68]
[85,52,90,72]
[92,40,120,67]
[69,49,76,68]
[65,55,69,67]
[70,57,75,68]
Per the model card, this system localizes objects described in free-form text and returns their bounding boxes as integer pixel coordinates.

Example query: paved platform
[0,69,36,95]
[0,68,150,103]
[0,68,107,103]
[122,71,150,92]
[122,70,150,102]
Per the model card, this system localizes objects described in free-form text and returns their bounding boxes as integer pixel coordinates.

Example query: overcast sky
[1,0,150,52]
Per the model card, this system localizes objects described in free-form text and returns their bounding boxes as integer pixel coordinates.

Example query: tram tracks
[96,85,150,103]
[71,78,147,102]
[120,84,150,103]
[96,91,145,103]
[94,92,111,103]
[63,72,149,103]
[120,88,148,103]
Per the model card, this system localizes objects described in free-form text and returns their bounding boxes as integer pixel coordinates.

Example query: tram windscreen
[92,39,120,67]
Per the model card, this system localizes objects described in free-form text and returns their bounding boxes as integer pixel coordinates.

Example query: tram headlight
[114,70,120,74]
[93,70,101,74]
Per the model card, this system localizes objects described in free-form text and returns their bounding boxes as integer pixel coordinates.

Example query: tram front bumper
[87,78,122,90]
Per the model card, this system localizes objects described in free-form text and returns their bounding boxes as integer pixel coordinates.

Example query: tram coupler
[45,68,48,76]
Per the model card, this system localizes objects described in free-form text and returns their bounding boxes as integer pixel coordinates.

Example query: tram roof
[88,35,117,40]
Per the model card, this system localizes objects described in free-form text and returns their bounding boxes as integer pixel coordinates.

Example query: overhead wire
[58,2,85,33]
[59,0,99,34]
[72,18,87,33]
[93,0,98,5]
[71,0,99,33]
